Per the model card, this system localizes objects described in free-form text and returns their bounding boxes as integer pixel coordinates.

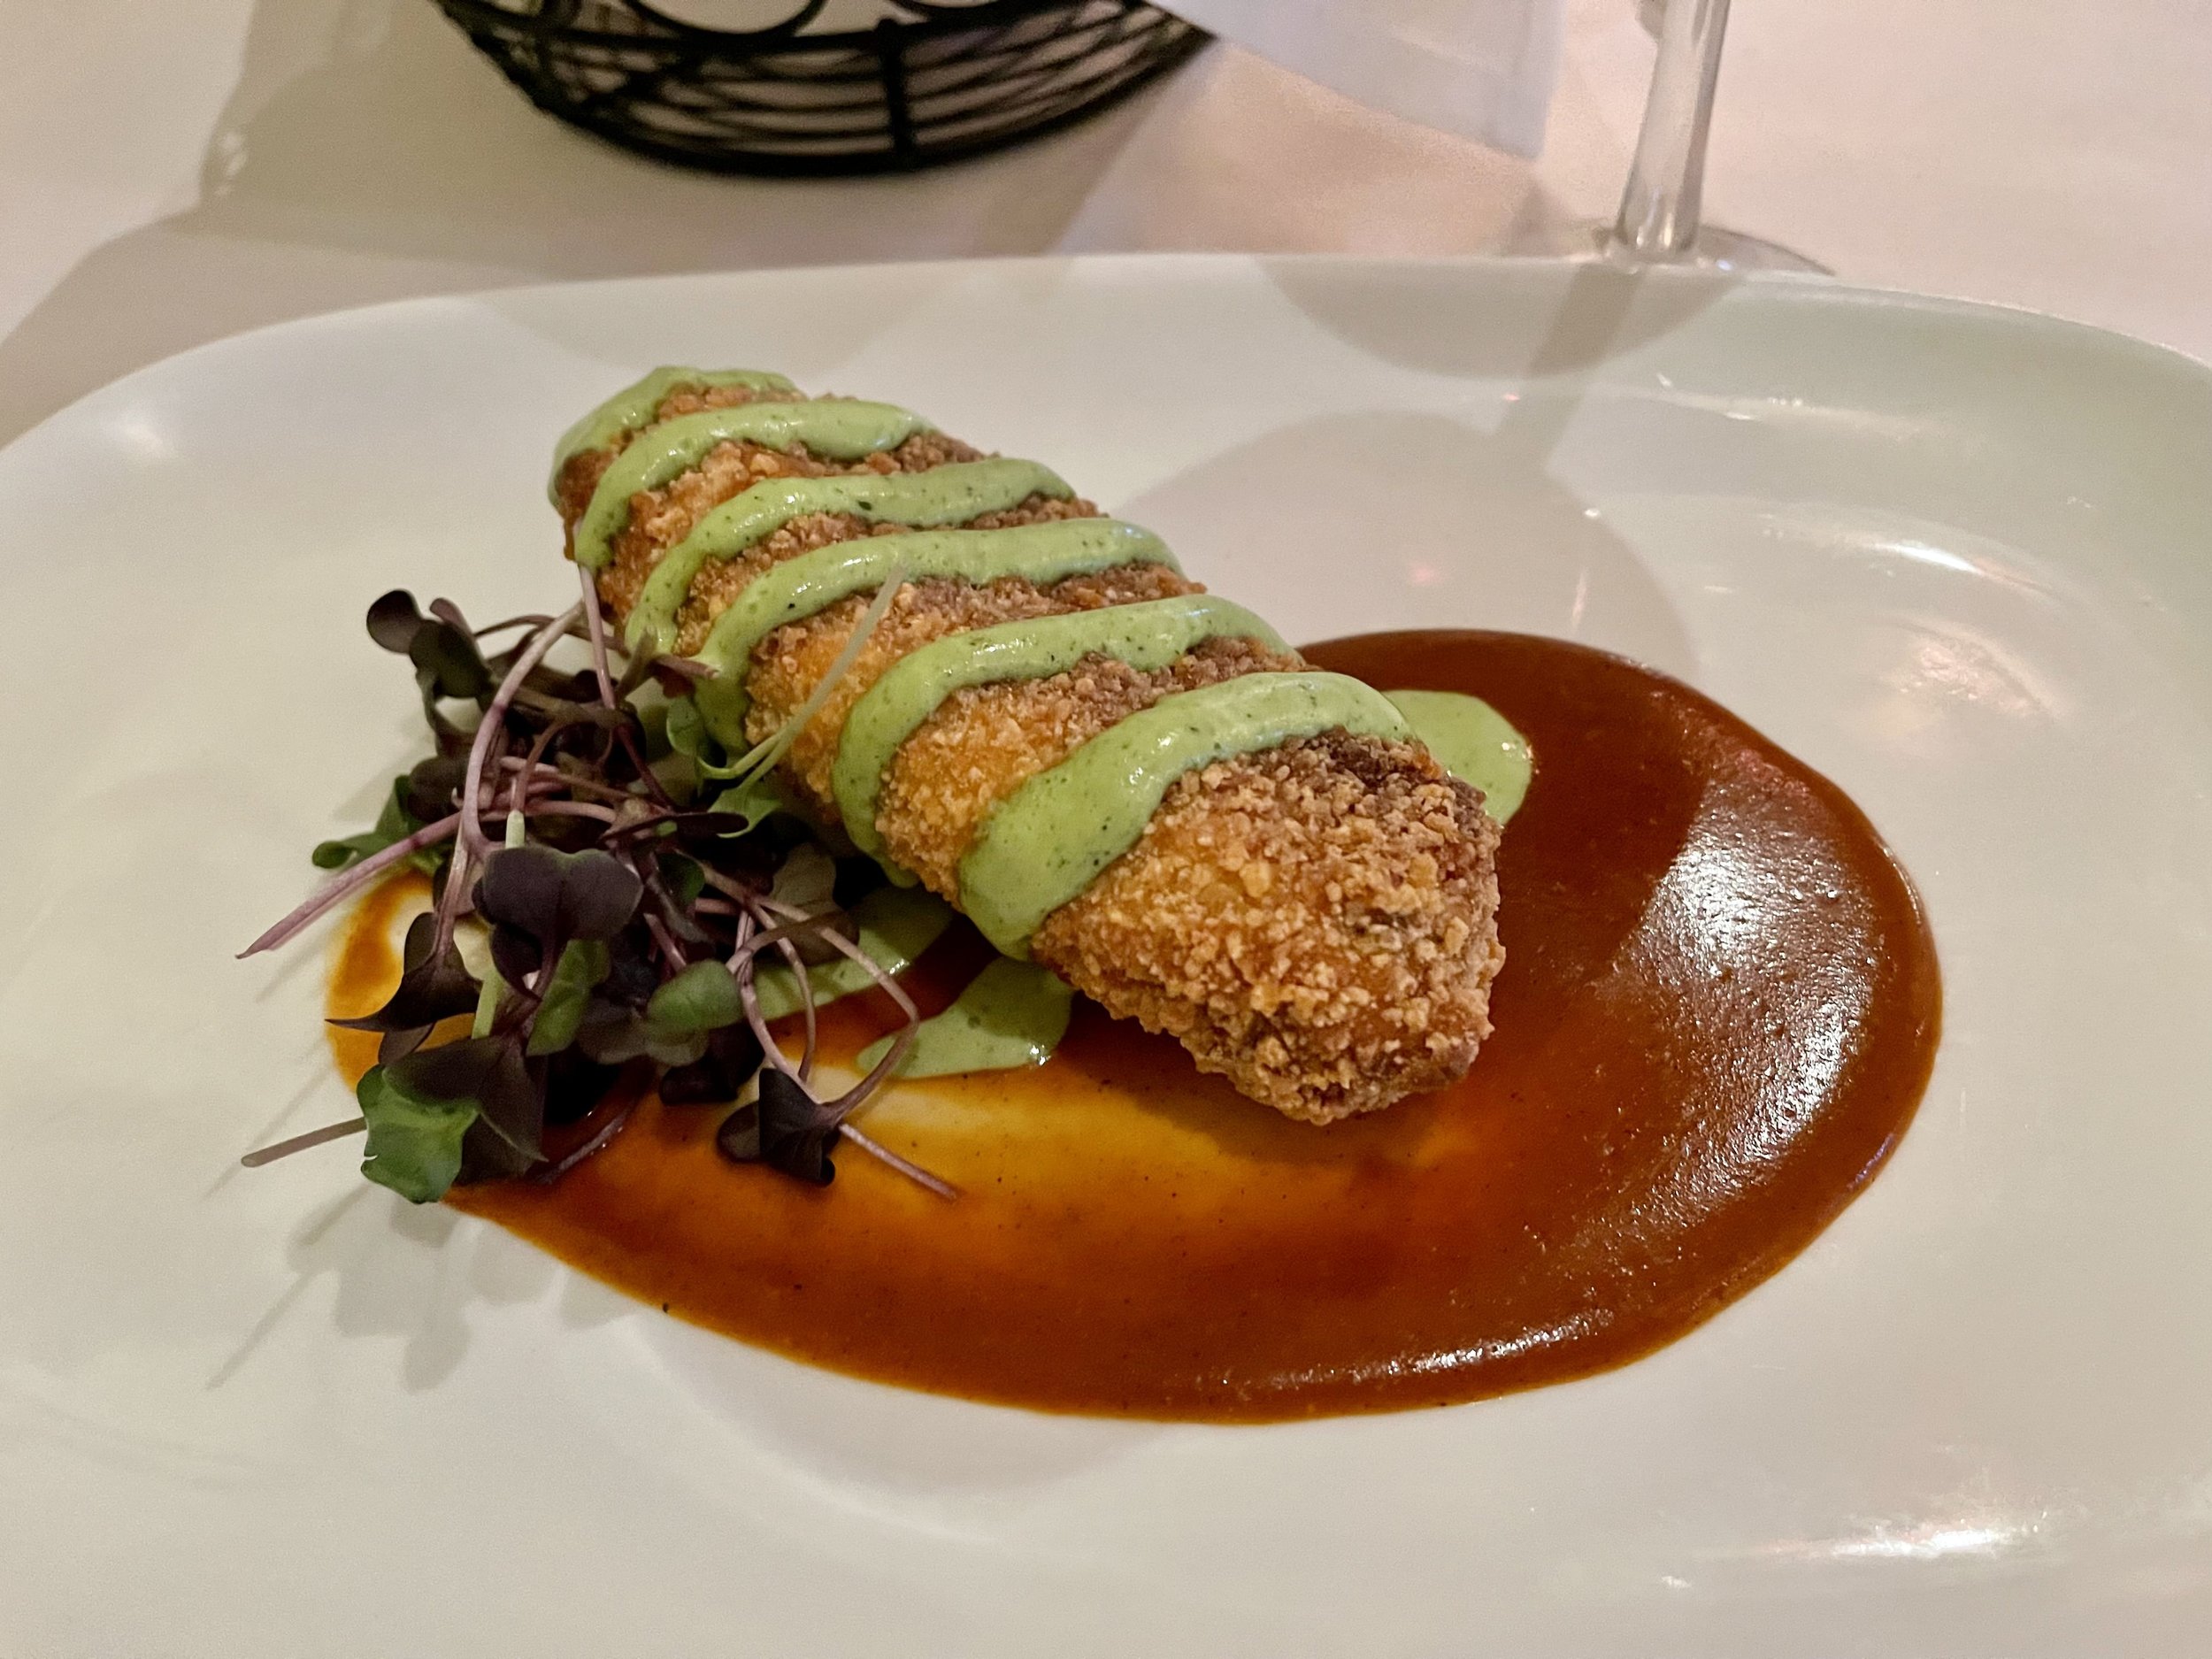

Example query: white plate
[4,257,2209,1655]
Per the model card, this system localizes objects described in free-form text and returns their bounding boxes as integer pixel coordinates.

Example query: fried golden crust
[560,396,1505,1122]
[739,577,1503,1122]
[741,563,1205,818]
[874,634,1306,896]
[674,495,1096,657]
[588,431,988,627]
[552,380,804,526]
[1031,733,1503,1123]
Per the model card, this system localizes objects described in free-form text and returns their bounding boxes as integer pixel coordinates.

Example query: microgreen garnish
[239,577,950,1206]
[326,910,480,1061]
[311,778,445,873]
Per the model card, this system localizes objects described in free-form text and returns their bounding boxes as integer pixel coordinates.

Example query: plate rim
[9,251,2212,465]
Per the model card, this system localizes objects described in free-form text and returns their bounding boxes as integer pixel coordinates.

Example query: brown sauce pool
[327,631,1940,1421]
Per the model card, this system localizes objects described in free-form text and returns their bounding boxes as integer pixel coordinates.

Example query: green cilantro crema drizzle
[855,958,1074,1079]
[689,519,1179,741]
[1383,690,1533,826]
[750,886,952,1020]
[571,398,934,571]
[549,367,797,501]
[956,672,1413,956]
[832,594,1284,870]
[626,458,1074,655]
[565,371,1535,1065]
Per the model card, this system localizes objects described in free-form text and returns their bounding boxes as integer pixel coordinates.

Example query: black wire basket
[433,0,1210,176]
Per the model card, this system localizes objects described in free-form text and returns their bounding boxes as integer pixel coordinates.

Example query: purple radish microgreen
[241,583,951,1203]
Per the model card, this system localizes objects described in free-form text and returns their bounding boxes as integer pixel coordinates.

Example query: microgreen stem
[736,964,799,1087]
[740,895,818,1082]
[460,602,582,862]
[518,717,566,784]
[700,866,764,906]
[469,612,562,640]
[642,910,687,972]
[430,839,474,962]
[525,800,621,823]
[733,895,941,1193]
[240,1115,366,1167]
[649,655,717,683]
[622,722,675,810]
[495,756,637,806]
[238,813,460,957]
[839,1124,959,1201]
[532,1097,636,1182]
[598,809,688,845]
[469,812,526,1035]
[719,564,907,794]
[577,563,618,710]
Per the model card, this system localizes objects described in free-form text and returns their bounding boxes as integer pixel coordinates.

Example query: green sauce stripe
[571,399,933,572]
[959,672,1411,956]
[833,595,1285,866]
[549,367,796,502]
[1383,689,1534,825]
[854,957,1073,1078]
[690,519,1179,747]
[626,458,1073,655]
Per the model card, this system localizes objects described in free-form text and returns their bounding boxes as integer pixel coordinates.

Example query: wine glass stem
[1610,0,1732,260]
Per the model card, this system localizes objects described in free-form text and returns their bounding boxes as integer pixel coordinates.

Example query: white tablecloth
[1165,0,1565,156]
[4,0,2208,448]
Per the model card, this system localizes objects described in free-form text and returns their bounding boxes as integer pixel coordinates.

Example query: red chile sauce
[327,631,1940,1421]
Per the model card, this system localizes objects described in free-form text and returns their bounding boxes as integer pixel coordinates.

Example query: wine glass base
[1516,220,1831,275]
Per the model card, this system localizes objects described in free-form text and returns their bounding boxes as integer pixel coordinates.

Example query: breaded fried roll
[555,368,1503,1122]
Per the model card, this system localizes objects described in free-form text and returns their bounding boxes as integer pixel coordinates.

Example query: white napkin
[1163,0,1567,157]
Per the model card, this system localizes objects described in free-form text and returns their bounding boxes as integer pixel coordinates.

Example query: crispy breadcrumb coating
[552,380,804,524]
[559,397,1505,1122]
[742,564,1203,816]
[1032,733,1504,1122]
[673,495,1096,657]
[737,575,1503,1123]
[874,634,1306,896]
[588,431,987,624]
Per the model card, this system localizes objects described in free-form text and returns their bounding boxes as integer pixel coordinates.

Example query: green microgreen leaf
[311,775,449,875]
[664,695,748,780]
[387,1033,541,1164]
[663,693,704,756]
[311,831,385,872]
[527,938,611,1056]
[646,959,744,1034]
[708,773,785,837]
[311,777,411,870]
[770,842,837,914]
[577,1001,709,1068]
[357,1064,477,1203]
[657,852,708,908]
